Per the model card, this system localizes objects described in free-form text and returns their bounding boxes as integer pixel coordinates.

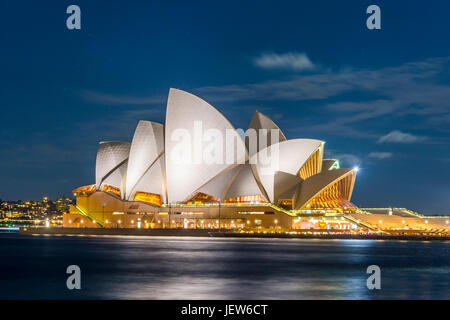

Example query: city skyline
[1,1,450,214]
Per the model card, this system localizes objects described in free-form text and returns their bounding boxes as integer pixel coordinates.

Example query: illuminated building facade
[64,89,450,234]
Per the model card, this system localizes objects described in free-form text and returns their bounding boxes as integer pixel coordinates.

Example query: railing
[75,205,104,227]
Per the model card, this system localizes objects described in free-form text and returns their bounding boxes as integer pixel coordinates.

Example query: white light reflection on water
[0,235,448,299]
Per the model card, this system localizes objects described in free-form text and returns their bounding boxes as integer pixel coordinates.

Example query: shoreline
[18,227,450,241]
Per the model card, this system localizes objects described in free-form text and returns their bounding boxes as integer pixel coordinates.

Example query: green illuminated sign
[329,160,340,170]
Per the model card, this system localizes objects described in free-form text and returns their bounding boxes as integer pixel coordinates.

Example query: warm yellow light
[93,220,96,223]
[231,220,234,224]
[157,220,161,223]
[446,220,449,224]
[378,220,382,224]
[274,219,278,224]
[247,220,250,224]
[401,220,405,224]
[68,220,72,223]
[105,220,109,223]
[118,220,121,223]
[80,220,84,223]
[216,220,219,223]
[131,220,134,223]
[425,220,428,224]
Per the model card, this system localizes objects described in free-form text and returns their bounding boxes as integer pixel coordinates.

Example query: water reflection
[0,235,448,299]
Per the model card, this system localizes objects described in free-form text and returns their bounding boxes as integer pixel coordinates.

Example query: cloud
[253,52,316,71]
[378,130,426,144]
[368,152,393,160]
[195,56,450,138]
[198,57,450,103]
[81,90,165,106]
[80,56,450,139]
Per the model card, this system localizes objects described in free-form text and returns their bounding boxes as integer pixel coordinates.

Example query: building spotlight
[353,166,360,173]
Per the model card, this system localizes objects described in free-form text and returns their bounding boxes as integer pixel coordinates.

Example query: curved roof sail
[293,168,357,209]
[125,120,164,200]
[194,165,242,201]
[250,138,324,202]
[95,141,131,197]
[165,88,248,203]
[246,111,287,157]
[224,164,267,200]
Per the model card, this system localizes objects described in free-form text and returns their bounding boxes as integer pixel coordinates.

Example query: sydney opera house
[63,89,450,234]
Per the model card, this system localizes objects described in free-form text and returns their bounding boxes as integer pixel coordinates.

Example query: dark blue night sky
[1,1,449,214]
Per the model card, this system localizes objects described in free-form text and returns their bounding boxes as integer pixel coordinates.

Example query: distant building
[55,197,72,214]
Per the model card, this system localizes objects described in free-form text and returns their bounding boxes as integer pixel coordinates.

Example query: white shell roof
[250,138,324,202]
[273,171,303,204]
[224,164,266,200]
[246,111,287,157]
[165,88,248,203]
[125,120,164,200]
[87,90,357,207]
[195,165,242,201]
[95,141,131,193]
[128,154,167,203]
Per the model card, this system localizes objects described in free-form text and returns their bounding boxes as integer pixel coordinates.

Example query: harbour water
[0,234,448,299]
